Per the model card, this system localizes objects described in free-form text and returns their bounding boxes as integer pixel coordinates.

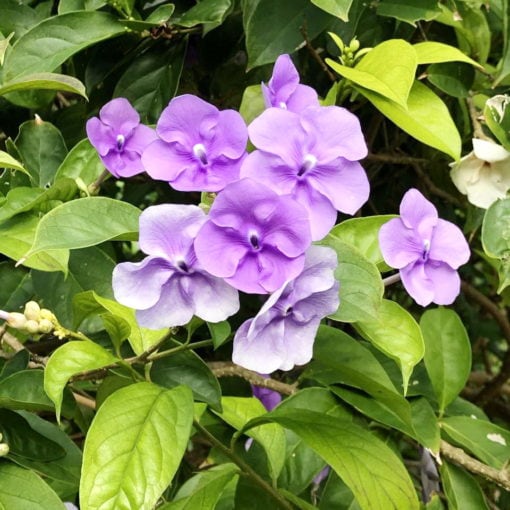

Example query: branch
[300,25,336,82]
[208,362,297,395]
[440,440,510,491]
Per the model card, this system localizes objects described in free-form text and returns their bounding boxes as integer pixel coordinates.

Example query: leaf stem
[147,339,214,362]
[193,420,293,510]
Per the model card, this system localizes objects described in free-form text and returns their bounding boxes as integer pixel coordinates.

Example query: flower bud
[40,308,56,322]
[349,38,360,53]
[7,312,27,329]
[0,443,9,457]
[24,301,41,321]
[38,319,54,334]
[25,320,40,334]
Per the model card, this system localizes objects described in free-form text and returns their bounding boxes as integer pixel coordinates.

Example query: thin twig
[366,153,429,165]
[467,96,491,141]
[73,392,96,410]
[300,25,336,82]
[383,273,401,287]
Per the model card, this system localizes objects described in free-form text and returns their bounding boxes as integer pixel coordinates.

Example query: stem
[382,273,401,287]
[147,339,214,362]
[193,420,293,510]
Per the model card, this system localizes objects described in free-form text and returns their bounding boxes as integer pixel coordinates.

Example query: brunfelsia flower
[379,189,470,307]
[86,98,157,178]
[112,204,239,328]
[251,378,282,411]
[262,54,319,112]
[141,94,248,192]
[241,106,369,240]
[232,246,339,372]
[450,138,510,209]
[194,178,312,294]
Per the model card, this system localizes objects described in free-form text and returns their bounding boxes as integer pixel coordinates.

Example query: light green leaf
[0,73,87,99]
[482,197,510,258]
[0,150,29,175]
[161,464,239,510]
[54,139,105,186]
[356,299,425,394]
[420,308,471,414]
[44,340,118,420]
[440,462,489,510]
[255,409,420,510]
[3,11,126,81]
[80,383,193,510]
[208,320,231,349]
[215,396,286,481]
[413,41,482,68]
[484,95,510,152]
[25,197,140,258]
[310,0,353,21]
[358,80,461,160]
[58,0,107,13]
[319,236,383,322]
[239,84,265,125]
[327,39,417,107]
[376,0,441,26]
[177,0,232,28]
[0,463,65,510]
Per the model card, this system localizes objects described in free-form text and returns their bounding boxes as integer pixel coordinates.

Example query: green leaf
[208,320,231,349]
[0,73,87,99]
[0,463,65,510]
[2,11,126,81]
[0,1,43,40]
[327,215,397,267]
[420,308,471,414]
[177,0,232,28]
[44,340,118,420]
[319,236,383,322]
[239,84,265,125]
[160,463,239,510]
[441,416,510,469]
[58,0,107,13]
[151,350,222,411]
[0,263,32,312]
[25,197,140,258]
[327,39,417,108]
[278,490,318,510]
[215,396,286,481]
[258,409,420,510]
[113,40,186,124]
[426,62,474,98]
[310,0,353,21]
[376,0,441,26]
[440,462,489,510]
[243,0,332,69]
[0,370,55,412]
[484,95,510,151]
[482,198,510,258]
[413,41,482,68]
[54,138,106,186]
[358,80,461,160]
[0,150,29,175]
[80,383,193,510]
[356,299,425,394]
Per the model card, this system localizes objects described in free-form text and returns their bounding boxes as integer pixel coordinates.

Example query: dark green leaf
[376,0,441,26]
[426,62,474,98]
[310,0,353,21]
[0,370,55,412]
[0,73,87,99]
[208,320,231,349]
[441,462,489,510]
[0,262,33,311]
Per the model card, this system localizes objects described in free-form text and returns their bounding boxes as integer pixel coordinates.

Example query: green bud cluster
[328,32,372,68]
[0,433,9,457]
[5,301,57,337]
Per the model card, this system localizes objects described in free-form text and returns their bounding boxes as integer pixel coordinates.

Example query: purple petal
[285,84,319,113]
[100,97,140,133]
[252,384,282,411]
[292,284,340,322]
[86,117,114,156]
[429,219,470,269]
[379,218,423,269]
[399,189,438,240]
[142,139,195,183]
[125,124,158,154]
[268,54,300,102]
[138,204,206,259]
[424,262,461,305]
[112,257,173,310]
[400,261,435,306]
[101,150,145,178]
[209,109,248,160]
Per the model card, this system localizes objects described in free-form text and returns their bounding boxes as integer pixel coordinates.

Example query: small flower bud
[7,312,27,329]
[349,38,360,53]
[25,320,40,334]
[24,301,41,321]
[38,319,54,334]
[0,443,9,457]
[40,309,56,322]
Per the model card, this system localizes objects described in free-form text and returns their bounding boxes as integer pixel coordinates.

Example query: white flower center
[116,134,125,151]
[192,143,208,165]
[298,154,317,177]
[278,101,288,109]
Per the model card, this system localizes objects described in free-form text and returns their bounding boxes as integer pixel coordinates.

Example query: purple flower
[112,204,239,328]
[232,246,339,372]
[251,378,282,411]
[313,466,330,486]
[86,98,157,178]
[141,95,248,192]
[262,54,319,113]
[241,106,369,240]
[379,189,470,306]
[194,178,312,294]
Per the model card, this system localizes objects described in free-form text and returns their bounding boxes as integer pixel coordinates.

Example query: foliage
[0,1,510,509]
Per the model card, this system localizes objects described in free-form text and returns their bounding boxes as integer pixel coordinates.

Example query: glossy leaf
[426,62,474,98]
[177,0,232,27]
[80,383,193,510]
[376,0,441,25]
[319,237,383,322]
[420,308,471,414]
[482,198,510,258]
[356,299,425,393]
[0,150,29,175]
[0,73,87,99]
[0,262,33,312]
[0,370,54,412]
[310,0,353,21]
[44,340,118,420]
[239,84,265,125]
[413,41,482,67]
[208,320,231,349]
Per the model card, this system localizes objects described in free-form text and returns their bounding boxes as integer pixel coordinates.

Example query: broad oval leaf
[25,197,140,257]
[44,340,118,420]
[420,308,471,414]
[80,383,193,510]
[376,0,441,26]
[356,299,425,394]
[0,73,87,99]
[413,41,482,68]
[0,370,54,412]
[310,0,353,21]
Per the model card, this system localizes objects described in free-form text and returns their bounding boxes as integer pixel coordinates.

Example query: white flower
[450,139,510,209]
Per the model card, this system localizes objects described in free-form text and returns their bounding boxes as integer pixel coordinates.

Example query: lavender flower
[86,98,157,178]
[232,246,339,372]
[141,95,248,192]
[112,204,239,328]
[241,106,369,240]
[379,189,470,306]
[251,378,282,411]
[262,54,319,112]
[194,178,312,294]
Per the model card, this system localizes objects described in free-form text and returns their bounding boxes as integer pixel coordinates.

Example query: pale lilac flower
[241,106,369,240]
[251,378,282,411]
[379,189,470,307]
[313,466,330,486]
[86,98,157,178]
[141,95,248,192]
[450,138,510,209]
[262,54,319,112]
[194,178,312,294]
[232,246,339,372]
[112,204,239,328]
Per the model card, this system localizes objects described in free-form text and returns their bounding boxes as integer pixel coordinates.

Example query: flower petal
[267,54,300,104]
[142,139,196,183]
[101,149,145,178]
[399,188,438,239]
[208,109,248,160]
[473,138,510,163]
[292,285,340,322]
[100,97,139,133]
[86,117,114,156]
[400,261,435,306]
[379,218,423,268]
[429,219,470,269]
[125,124,158,154]
[424,262,461,305]
[286,84,319,113]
